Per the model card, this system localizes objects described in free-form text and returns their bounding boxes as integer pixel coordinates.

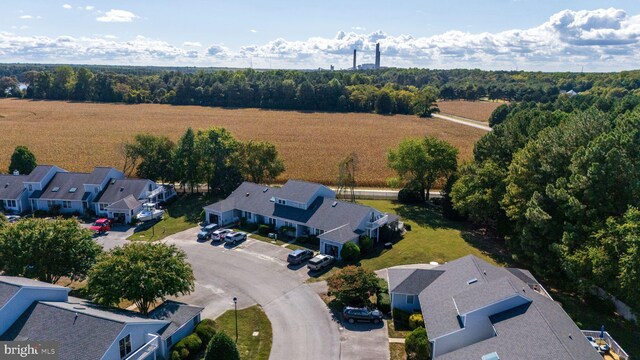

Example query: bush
[239,217,247,228]
[170,350,180,360]
[377,293,391,315]
[204,332,240,360]
[340,242,361,262]
[409,313,424,330]
[172,334,202,358]
[393,308,411,327]
[244,222,258,232]
[405,327,430,360]
[327,266,380,307]
[195,319,217,345]
[398,187,423,204]
[258,224,274,236]
[359,235,373,254]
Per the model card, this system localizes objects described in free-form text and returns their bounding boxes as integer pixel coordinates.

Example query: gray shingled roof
[149,301,204,339]
[277,180,326,204]
[506,268,539,285]
[106,195,142,211]
[205,182,380,234]
[403,255,601,360]
[0,302,127,360]
[0,174,26,200]
[0,283,20,309]
[86,167,116,185]
[319,224,358,244]
[35,172,89,201]
[0,276,69,289]
[390,269,444,295]
[24,165,59,183]
[95,179,151,204]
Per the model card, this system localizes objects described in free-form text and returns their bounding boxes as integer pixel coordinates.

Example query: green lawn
[213,305,273,360]
[357,200,508,271]
[127,193,215,241]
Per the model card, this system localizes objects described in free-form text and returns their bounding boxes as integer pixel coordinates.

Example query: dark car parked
[287,249,314,265]
[342,307,383,324]
[197,224,219,240]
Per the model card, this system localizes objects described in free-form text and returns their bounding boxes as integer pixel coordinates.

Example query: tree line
[448,94,640,311]
[4,64,640,115]
[122,127,285,194]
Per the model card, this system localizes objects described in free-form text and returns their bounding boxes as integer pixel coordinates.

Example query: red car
[90,218,111,234]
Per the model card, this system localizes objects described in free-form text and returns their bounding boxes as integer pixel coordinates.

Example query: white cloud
[62,4,72,9]
[103,35,117,39]
[352,26,366,31]
[1,8,640,71]
[96,9,137,23]
[250,29,257,33]
[19,15,33,19]
[85,5,94,10]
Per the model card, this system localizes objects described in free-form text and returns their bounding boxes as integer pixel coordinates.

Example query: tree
[196,128,242,194]
[9,145,37,175]
[174,128,201,192]
[0,218,102,283]
[296,80,316,110]
[237,140,285,184]
[204,332,240,360]
[340,242,361,262]
[73,67,94,101]
[375,91,394,114]
[327,266,379,306]
[413,86,439,118]
[50,66,76,100]
[405,327,430,360]
[387,137,458,201]
[88,242,195,314]
[124,134,176,183]
[488,103,510,127]
[0,213,7,229]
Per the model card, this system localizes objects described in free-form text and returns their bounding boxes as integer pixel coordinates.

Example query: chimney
[12,170,19,176]
[353,49,357,70]
[375,43,381,69]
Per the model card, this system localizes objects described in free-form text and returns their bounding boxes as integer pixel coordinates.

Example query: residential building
[204,180,399,259]
[31,167,125,215]
[0,276,202,360]
[0,165,63,214]
[94,179,175,223]
[388,255,604,360]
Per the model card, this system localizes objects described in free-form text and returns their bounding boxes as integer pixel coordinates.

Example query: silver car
[224,231,247,244]
[307,254,334,271]
[211,228,233,242]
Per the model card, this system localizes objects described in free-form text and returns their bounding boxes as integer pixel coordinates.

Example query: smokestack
[353,49,357,70]
[375,43,381,69]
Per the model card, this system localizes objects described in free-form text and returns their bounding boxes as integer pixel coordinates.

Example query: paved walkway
[389,338,405,343]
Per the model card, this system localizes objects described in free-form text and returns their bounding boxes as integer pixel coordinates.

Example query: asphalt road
[145,227,390,360]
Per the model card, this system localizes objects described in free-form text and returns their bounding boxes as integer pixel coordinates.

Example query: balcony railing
[581,330,629,360]
[366,214,388,228]
[125,333,160,360]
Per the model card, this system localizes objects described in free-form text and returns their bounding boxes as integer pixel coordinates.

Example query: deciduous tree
[9,145,37,175]
[327,266,379,307]
[238,140,285,185]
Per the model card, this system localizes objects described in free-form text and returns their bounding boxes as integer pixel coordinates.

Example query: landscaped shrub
[172,334,202,360]
[170,350,181,360]
[239,217,247,228]
[278,226,296,237]
[308,235,319,246]
[409,313,424,330]
[359,235,373,253]
[204,332,240,360]
[405,327,430,360]
[377,293,391,315]
[340,242,361,262]
[244,222,259,232]
[258,224,274,236]
[195,319,217,345]
[398,187,423,204]
[393,308,411,328]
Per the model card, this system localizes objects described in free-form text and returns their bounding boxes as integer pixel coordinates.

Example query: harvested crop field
[437,100,504,122]
[0,99,485,186]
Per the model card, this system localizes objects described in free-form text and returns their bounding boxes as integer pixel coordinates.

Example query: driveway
[96,226,388,359]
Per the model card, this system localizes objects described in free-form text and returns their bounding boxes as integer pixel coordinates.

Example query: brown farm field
[0,99,485,186]
[437,100,504,122]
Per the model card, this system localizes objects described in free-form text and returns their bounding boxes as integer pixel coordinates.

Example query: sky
[2,0,640,71]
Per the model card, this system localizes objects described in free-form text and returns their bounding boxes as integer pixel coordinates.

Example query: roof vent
[246,192,250,197]
[111,179,116,185]
[3,183,8,189]
[120,187,124,192]
[467,278,478,285]
[263,188,268,193]
[481,352,500,360]
[332,201,338,207]
[269,197,275,202]
[52,187,60,192]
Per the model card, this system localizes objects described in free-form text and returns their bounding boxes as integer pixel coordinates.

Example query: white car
[224,231,247,244]
[211,228,233,242]
[307,254,334,271]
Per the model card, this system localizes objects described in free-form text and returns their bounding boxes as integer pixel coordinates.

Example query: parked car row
[196,224,247,244]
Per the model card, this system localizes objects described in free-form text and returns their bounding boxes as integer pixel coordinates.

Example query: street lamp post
[233,297,238,343]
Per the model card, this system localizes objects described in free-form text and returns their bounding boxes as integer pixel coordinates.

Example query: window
[28,184,33,191]
[406,295,414,304]
[119,334,132,358]
[99,203,108,212]
[5,200,16,208]
[62,201,71,209]
[47,200,54,208]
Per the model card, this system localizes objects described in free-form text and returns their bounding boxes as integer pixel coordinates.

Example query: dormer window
[51,187,60,192]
